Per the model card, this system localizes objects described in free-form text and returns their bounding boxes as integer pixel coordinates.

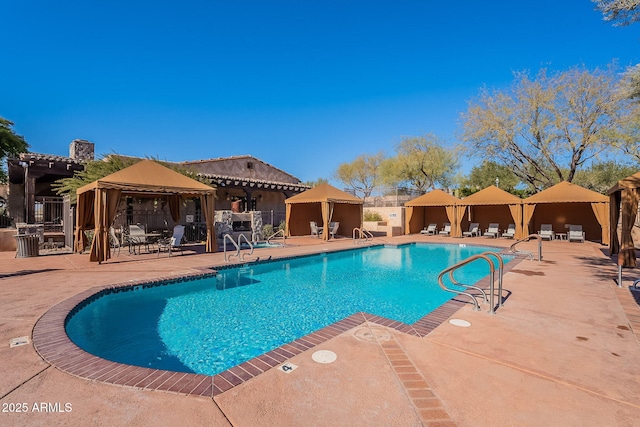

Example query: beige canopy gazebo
[285,183,363,240]
[608,172,640,267]
[457,186,524,239]
[404,190,459,235]
[523,181,609,244]
[75,160,217,263]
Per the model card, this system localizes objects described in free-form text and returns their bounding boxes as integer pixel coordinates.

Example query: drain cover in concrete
[10,336,30,348]
[353,326,391,343]
[449,319,471,327]
[312,350,337,364]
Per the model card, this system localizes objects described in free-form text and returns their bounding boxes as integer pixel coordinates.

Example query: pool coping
[32,242,523,398]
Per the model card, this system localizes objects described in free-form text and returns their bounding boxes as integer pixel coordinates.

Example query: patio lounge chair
[501,224,516,239]
[329,222,340,238]
[439,223,451,236]
[538,224,555,241]
[157,225,185,256]
[310,221,323,238]
[484,223,500,238]
[421,224,437,235]
[462,222,480,237]
[568,224,585,243]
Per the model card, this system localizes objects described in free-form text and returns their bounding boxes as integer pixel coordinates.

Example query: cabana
[523,181,609,244]
[75,160,216,263]
[285,183,363,240]
[608,172,640,267]
[404,189,459,235]
[457,186,524,239]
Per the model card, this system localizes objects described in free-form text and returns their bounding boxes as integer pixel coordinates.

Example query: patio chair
[538,224,555,241]
[310,221,323,238]
[483,223,500,238]
[329,222,340,238]
[501,224,516,239]
[568,224,585,243]
[421,224,437,235]
[462,222,480,237]
[126,224,148,254]
[109,226,121,256]
[157,225,185,256]
[438,223,451,236]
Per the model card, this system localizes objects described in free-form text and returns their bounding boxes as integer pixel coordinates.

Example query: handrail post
[617,264,623,288]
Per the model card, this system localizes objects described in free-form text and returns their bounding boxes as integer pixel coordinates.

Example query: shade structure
[523,181,609,245]
[456,186,524,239]
[608,172,640,267]
[285,183,363,240]
[75,160,217,263]
[404,190,459,235]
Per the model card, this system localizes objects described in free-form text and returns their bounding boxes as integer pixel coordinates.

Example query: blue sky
[2,1,639,183]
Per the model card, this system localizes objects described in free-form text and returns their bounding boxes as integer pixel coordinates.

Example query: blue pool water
[66,243,506,376]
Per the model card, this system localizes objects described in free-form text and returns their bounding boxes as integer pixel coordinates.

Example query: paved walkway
[1,235,639,426]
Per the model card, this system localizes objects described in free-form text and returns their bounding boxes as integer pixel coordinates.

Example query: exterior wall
[364,207,404,228]
[363,207,405,236]
[183,156,300,183]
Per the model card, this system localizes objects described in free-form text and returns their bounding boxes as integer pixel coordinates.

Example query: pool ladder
[437,252,504,314]
[223,234,254,262]
[352,227,373,245]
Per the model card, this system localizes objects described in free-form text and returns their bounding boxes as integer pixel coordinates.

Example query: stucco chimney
[69,139,95,161]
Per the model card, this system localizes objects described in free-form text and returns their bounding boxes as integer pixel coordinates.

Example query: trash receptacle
[15,234,40,258]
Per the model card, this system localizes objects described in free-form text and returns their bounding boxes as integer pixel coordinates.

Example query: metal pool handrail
[223,234,240,262]
[509,234,542,261]
[237,234,254,261]
[352,227,373,245]
[267,229,286,246]
[437,252,504,314]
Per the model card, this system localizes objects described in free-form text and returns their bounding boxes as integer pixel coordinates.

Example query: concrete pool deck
[1,234,639,426]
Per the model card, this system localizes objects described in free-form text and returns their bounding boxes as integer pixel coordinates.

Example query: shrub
[363,211,383,221]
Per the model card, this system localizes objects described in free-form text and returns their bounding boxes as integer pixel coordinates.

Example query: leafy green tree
[0,118,29,183]
[303,177,328,187]
[572,160,639,193]
[593,0,640,26]
[380,134,458,192]
[461,65,626,191]
[463,161,522,191]
[334,152,385,198]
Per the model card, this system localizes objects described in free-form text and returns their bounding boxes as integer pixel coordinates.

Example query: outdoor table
[130,233,162,254]
[555,233,567,241]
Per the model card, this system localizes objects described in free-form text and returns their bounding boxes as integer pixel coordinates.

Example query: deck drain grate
[10,336,30,348]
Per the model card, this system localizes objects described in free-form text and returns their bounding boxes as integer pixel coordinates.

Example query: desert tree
[380,134,458,193]
[334,152,385,198]
[461,65,625,191]
[593,0,640,26]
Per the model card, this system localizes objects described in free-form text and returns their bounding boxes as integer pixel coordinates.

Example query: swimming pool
[66,243,506,376]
